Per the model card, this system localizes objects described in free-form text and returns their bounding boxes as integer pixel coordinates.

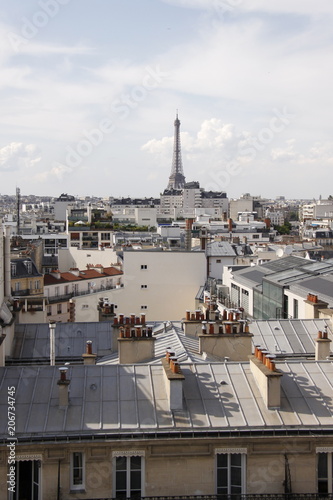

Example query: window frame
[70,451,85,492]
[215,448,247,496]
[112,451,145,499]
[317,448,333,494]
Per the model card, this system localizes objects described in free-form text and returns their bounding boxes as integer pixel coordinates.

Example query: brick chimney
[304,294,328,319]
[118,325,156,363]
[57,367,70,407]
[249,348,282,409]
[199,321,253,361]
[82,340,97,365]
[162,351,185,410]
[315,329,331,361]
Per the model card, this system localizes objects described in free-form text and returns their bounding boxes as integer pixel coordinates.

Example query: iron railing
[47,283,123,303]
[83,495,333,500]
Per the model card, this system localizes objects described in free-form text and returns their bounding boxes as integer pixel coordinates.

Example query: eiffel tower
[166,112,186,190]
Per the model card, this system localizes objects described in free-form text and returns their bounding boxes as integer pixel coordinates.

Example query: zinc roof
[1,359,333,440]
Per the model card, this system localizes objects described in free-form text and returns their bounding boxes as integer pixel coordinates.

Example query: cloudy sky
[0,0,332,199]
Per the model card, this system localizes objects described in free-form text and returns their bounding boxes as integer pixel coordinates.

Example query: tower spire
[167,112,186,190]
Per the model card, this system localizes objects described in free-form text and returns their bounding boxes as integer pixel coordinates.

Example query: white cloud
[0,142,41,171]
[34,162,74,183]
[160,0,333,15]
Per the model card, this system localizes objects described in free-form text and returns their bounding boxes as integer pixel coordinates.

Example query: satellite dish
[276,248,284,258]
[284,246,293,255]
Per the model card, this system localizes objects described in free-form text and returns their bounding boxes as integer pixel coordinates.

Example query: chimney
[185,218,194,251]
[68,299,75,322]
[82,340,97,365]
[249,350,283,409]
[162,351,185,410]
[304,294,328,319]
[118,326,156,363]
[49,321,56,366]
[57,367,70,406]
[315,329,331,361]
[94,264,104,274]
[69,268,80,277]
[264,218,271,229]
[228,218,233,232]
[183,309,206,337]
[199,321,253,361]
[50,269,61,279]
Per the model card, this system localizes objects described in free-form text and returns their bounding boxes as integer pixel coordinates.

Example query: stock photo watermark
[7,0,71,52]
[63,65,169,169]
[205,106,295,192]
[7,385,17,494]
[212,0,243,20]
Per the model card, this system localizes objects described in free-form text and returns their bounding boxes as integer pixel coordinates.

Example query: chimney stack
[315,329,331,361]
[117,324,156,363]
[57,367,70,406]
[162,350,185,410]
[249,350,282,409]
[49,321,56,366]
[82,340,97,365]
[304,294,328,318]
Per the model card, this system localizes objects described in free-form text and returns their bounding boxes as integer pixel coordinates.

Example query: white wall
[208,256,235,280]
[58,247,119,272]
[284,289,307,319]
[134,208,157,227]
[115,250,206,321]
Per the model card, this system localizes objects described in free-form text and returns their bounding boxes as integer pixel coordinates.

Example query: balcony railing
[84,495,333,500]
[47,283,123,303]
[12,288,43,297]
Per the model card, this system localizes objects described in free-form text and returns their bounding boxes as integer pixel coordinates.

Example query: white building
[114,249,207,320]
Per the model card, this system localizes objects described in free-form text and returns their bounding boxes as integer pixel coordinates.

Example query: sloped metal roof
[11,322,113,360]
[1,359,333,440]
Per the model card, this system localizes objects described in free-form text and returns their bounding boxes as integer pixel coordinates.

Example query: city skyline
[0,1,332,199]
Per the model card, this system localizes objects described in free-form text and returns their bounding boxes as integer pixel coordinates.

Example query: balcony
[12,288,43,297]
[84,495,333,500]
[47,283,123,303]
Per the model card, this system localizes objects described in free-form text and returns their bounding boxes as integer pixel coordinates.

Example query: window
[140,265,147,270]
[15,282,20,292]
[216,450,246,496]
[70,452,85,491]
[25,260,32,274]
[252,234,260,239]
[293,298,298,319]
[47,306,52,316]
[35,280,40,290]
[113,454,144,499]
[216,259,221,263]
[57,304,62,314]
[11,263,16,276]
[317,451,333,494]
[141,285,147,289]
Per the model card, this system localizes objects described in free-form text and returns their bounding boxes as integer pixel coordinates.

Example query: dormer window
[11,263,16,277]
[25,260,32,274]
